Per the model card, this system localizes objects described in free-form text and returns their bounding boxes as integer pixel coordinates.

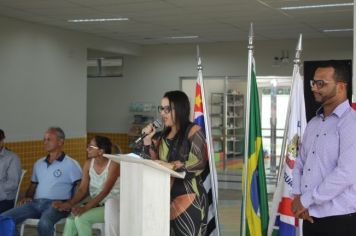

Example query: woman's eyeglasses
[158,105,172,114]
[87,145,99,150]
[309,79,332,89]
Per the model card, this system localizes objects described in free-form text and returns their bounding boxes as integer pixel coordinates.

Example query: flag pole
[276,34,303,182]
[196,45,221,235]
[242,23,254,236]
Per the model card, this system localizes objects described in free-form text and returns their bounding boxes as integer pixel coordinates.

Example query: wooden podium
[104,153,185,236]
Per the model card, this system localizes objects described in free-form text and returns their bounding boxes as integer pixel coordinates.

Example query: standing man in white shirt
[292,61,356,235]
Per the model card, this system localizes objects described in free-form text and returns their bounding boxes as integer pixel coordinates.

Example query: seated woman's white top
[89,158,120,204]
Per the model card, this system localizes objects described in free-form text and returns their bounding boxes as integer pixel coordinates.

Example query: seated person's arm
[0,156,21,198]
[20,160,40,205]
[19,182,38,205]
[53,160,90,211]
[74,161,120,215]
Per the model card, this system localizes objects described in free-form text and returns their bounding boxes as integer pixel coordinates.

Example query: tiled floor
[219,200,241,235]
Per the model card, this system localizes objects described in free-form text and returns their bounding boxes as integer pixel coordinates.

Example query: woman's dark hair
[163,90,191,131]
[0,129,5,141]
[162,91,192,158]
[94,136,112,154]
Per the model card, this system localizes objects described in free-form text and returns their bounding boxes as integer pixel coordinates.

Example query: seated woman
[54,136,120,236]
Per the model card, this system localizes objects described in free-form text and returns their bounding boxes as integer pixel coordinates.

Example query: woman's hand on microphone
[142,123,156,145]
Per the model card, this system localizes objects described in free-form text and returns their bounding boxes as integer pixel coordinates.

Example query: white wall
[87,37,352,133]
[0,16,140,141]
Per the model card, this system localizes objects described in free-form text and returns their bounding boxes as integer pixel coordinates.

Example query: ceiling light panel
[65,0,149,7]
[323,28,353,32]
[68,18,129,22]
[280,2,353,10]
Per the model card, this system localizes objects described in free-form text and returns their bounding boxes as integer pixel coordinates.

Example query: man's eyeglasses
[309,79,332,89]
[158,105,172,114]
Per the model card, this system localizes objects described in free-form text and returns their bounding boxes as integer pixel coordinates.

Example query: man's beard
[318,86,337,106]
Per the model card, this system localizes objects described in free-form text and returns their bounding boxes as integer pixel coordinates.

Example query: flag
[194,56,220,236]
[267,64,306,236]
[242,59,269,236]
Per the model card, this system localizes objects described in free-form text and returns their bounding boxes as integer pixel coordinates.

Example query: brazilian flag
[242,60,269,236]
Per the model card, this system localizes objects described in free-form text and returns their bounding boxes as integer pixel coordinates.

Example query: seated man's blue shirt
[31,153,82,200]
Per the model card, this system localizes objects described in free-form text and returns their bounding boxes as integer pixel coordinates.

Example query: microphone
[134,118,162,144]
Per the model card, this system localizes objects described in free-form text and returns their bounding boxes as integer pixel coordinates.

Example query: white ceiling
[0,0,353,45]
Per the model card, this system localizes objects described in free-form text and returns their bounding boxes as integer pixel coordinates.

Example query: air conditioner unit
[87,57,123,78]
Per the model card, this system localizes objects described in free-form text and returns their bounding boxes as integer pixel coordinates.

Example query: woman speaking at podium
[142,90,208,236]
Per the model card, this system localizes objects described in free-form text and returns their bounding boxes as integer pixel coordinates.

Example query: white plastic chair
[93,223,105,236]
[14,169,27,206]
[20,218,105,236]
[17,168,104,236]
[16,168,66,236]
[20,218,66,236]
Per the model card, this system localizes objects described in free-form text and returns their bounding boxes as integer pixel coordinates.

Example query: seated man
[0,129,22,213]
[2,127,82,236]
